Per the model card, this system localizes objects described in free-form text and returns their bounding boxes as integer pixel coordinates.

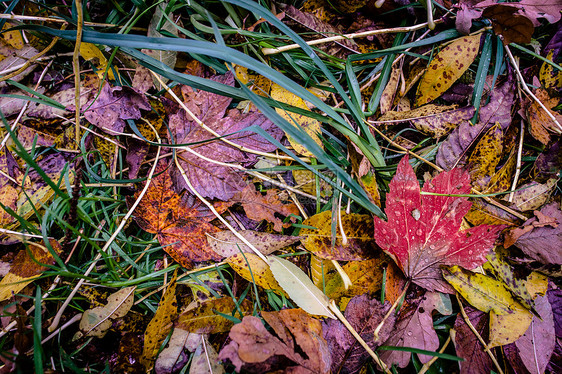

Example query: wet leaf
[176,297,252,334]
[208,230,301,257]
[325,255,387,301]
[323,294,395,374]
[218,309,331,373]
[0,240,59,301]
[232,184,299,232]
[510,178,558,212]
[380,291,442,368]
[416,34,481,106]
[170,72,282,200]
[76,286,136,339]
[443,265,520,315]
[132,161,229,268]
[269,256,335,318]
[453,305,493,374]
[464,198,520,227]
[301,210,378,261]
[141,272,178,369]
[270,82,323,157]
[226,253,286,295]
[468,122,503,189]
[483,5,534,45]
[374,156,505,293]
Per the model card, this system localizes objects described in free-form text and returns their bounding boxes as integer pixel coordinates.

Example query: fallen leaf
[207,230,301,257]
[380,291,442,368]
[384,261,408,304]
[75,286,136,340]
[325,255,388,301]
[301,210,379,261]
[443,266,520,315]
[453,305,494,374]
[464,198,520,227]
[0,42,38,87]
[373,156,505,293]
[515,202,562,265]
[270,82,323,157]
[509,178,558,212]
[141,272,178,370]
[323,294,395,374]
[154,328,190,374]
[514,294,556,373]
[437,76,515,170]
[189,335,225,374]
[482,5,534,45]
[380,66,401,114]
[475,0,562,26]
[80,42,116,79]
[226,253,286,295]
[416,34,481,106]
[84,84,151,135]
[132,161,229,268]
[532,140,562,181]
[467,122,503,189]
[0,240,59,302]
[232,184,299,232]
[218,309,331,373]
[540,50,562,91]
[526,88,562,145]
[171,72,282,200]
[269,256,335,318]
[176,297,252,334]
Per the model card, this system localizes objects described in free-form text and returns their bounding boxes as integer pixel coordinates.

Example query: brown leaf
[176,297,252,334]
[233,184,299,232]
[132,161,230,268]
[219,309,331,373]
[302,210,379,261]
[526,88,562,145]
[323,294,395,374]
[483,5,535,45]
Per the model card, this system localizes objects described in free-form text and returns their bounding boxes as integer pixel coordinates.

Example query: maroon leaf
[170,72,282,200]
[84,84,151,134]
[373,156,505,293]
[323,294,395,374]
[514,294,556,374]
[453,305,493,374]
[515,202,562,265]
[379,291,442,368]
[437,77,515,170]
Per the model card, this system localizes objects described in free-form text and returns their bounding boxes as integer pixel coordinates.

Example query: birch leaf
[268,256,335,318]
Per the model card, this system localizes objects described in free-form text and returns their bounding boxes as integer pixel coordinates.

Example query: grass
[0,0,560,373]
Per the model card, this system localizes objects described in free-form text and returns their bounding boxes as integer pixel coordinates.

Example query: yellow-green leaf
[416,34,481,106]
[443,266,518,315]
[268,256,335,318]
[270,83,323,157]
[80,42,116,80]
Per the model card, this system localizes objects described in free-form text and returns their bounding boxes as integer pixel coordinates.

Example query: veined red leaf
[373,156,505,293]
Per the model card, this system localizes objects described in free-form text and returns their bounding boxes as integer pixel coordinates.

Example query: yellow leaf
[0,241,59,301]
[226,253,285,295]
[484,147,516,194]
[270,83,323,157]
[325,255,387,300]
[525,272,548,299]
[539,51,562,91]
[176,297,252,334]
[80,42,116,79]
[469,122,503,189]
[416,34,481,106]
[443,266,519,315]
[489,304,532,348]
[301,210,377,261]
[1,23,24,49]
[310,254,334,288]
[141,272,178,369]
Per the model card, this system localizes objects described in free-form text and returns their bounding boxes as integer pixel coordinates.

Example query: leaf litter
[1,1,561,373]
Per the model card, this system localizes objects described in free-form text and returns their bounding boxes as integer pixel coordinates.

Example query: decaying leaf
[218,308,331,373]
[323,294,395,374]
[301,210,379,261]
[75,286,136,340]
[373,156,504,293]
[325,255,388,301]
[416,34,481,106]
[270,82,323,157]
[189,335,225,374]
[80,42,116,79]
[453,306,493,374]
[207,230,301,257]
[269,256,335,318]
[468,122,503,189]
[510,178,558,212]
[171,73,282,200]
[526,88,562,145]
[482,5,534,45]
[226,253,286,295]
[0,240,59,301]
[176,297,252,334]
[132,161,229,268]
[141,272,178,369]
[154,328,190,374]
[540,50,562,91]
[232,184,299,232]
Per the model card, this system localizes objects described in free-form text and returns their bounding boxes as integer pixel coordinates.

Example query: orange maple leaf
[132,162,230,268]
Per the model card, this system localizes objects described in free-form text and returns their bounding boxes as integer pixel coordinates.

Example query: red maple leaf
[373,156,505,293]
